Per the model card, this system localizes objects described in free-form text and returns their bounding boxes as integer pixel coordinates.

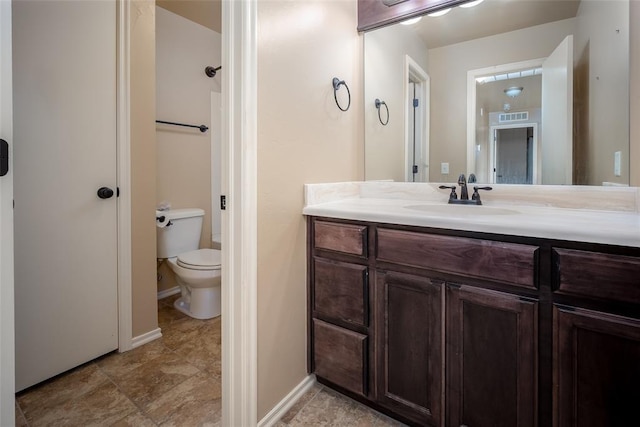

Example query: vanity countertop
[303,182,640,248]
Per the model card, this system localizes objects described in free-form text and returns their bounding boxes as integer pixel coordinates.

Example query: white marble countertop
[303,182,640,248]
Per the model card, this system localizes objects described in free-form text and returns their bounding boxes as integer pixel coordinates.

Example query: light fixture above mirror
[382,0,409,6]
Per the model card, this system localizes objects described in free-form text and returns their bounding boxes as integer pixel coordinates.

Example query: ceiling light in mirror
[428,8,451,17]
[400,16,422,25]
[504,86,524,98]
[460,0,484,8]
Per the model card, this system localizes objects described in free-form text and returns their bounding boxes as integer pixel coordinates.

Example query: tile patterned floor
[15,294,403,426]
[276,384,405,427]
[15,295,221,427]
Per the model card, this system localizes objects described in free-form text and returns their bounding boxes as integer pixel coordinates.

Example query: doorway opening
[404,55,430,182]
[466,58,543,180]
[490,125,538,184]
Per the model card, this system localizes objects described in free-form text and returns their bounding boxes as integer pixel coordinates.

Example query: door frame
[404,55,430,182]
[0,0,15,424]
[120,1,259,423]
[116,0,133,353]
[0,1,258,424]
[466,58,544,178]
[489,123,539,184]
[220,1,258,425]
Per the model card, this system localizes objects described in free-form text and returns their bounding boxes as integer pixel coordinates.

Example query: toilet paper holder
[156,215,173,228]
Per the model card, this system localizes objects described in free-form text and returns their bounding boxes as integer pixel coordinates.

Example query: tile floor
[15,294,403,426]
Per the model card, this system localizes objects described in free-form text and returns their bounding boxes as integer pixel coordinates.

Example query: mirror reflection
[364,0,631,186]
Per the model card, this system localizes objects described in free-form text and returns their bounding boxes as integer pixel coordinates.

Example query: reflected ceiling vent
[499,112,529,123]
[382,0,409,6]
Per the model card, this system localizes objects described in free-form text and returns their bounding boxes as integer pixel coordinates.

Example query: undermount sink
[404,204,520,216]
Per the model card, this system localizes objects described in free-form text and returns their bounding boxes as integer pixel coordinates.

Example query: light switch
[441,162,449,174]
[614,151,621,177]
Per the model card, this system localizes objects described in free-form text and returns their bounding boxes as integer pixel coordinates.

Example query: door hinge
[0,139,8,177]
[412,165,418,174]
[220,195,226,210]
[413,98,419,108]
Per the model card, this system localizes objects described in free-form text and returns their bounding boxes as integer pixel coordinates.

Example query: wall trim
[131,327,162,349]
[157,286,180,300]
[257,375,317,427]
[221,0,258,425]
[116,0,133,353]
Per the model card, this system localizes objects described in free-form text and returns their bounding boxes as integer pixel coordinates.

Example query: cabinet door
[375,271,443,426]
[554,306,640,427]
[447,285,538,427]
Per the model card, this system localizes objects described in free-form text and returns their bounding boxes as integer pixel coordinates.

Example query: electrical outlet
[441,162,449,174]
[614,151,621,177]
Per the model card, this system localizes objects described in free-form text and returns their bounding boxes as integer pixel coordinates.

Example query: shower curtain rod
[156,120,208,133]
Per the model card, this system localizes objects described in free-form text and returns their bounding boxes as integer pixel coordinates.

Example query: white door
[13,1,118,391]
[541,35,573,185]
[0,0,15,424]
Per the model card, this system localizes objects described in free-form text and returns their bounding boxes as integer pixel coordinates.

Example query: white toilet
[157,208,221,319]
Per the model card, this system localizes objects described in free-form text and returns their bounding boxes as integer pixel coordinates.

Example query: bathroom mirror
[364,0,631,186]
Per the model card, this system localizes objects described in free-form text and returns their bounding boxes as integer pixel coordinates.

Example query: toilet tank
[157,208,205,259]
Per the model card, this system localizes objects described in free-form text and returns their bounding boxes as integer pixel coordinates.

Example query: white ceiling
[410,0,581,49]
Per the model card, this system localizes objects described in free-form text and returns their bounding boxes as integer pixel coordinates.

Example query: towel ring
[332,77,351,112]
[375,99,389,125]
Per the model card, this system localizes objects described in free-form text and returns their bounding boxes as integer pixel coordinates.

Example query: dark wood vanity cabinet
[307,216,640,426]
[308,220,371,398]
[552,248,640,426]
[374,271,443,426]
[447,285,538,427]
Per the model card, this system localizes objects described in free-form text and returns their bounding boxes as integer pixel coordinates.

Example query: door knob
[97,187,114,199]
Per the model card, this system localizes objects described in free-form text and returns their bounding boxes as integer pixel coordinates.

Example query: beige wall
[428,18,576,182]
[364,23,429,181]
[155,6,221,293]
[631,0,640,187]
[574,0,629,185]
[256,0,363,419]
[130,0,158,337]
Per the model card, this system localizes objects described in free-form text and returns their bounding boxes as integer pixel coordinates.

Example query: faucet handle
[439,185,458,200]
[471,186,492,203]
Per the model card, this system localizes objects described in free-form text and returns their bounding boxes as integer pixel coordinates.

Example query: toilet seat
[177,248,221,271]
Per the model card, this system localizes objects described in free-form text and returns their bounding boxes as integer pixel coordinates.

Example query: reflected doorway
[493,126,535,184]
[404,55,430,182]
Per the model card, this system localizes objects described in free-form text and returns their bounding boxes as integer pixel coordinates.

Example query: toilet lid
[177,249,221,271]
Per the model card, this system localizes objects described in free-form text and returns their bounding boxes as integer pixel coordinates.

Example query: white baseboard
[258,375,316,427]
[157,286,180,300]
[130,327,162,349]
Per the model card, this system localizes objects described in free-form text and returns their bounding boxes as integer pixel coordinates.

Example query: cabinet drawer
[314,221,367,257]
[377,229,538,289]
[553,248,640,304]
[313,258,368,327]
[313,319,368,396]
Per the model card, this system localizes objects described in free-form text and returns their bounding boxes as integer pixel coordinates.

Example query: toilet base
[173,285,221,320]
